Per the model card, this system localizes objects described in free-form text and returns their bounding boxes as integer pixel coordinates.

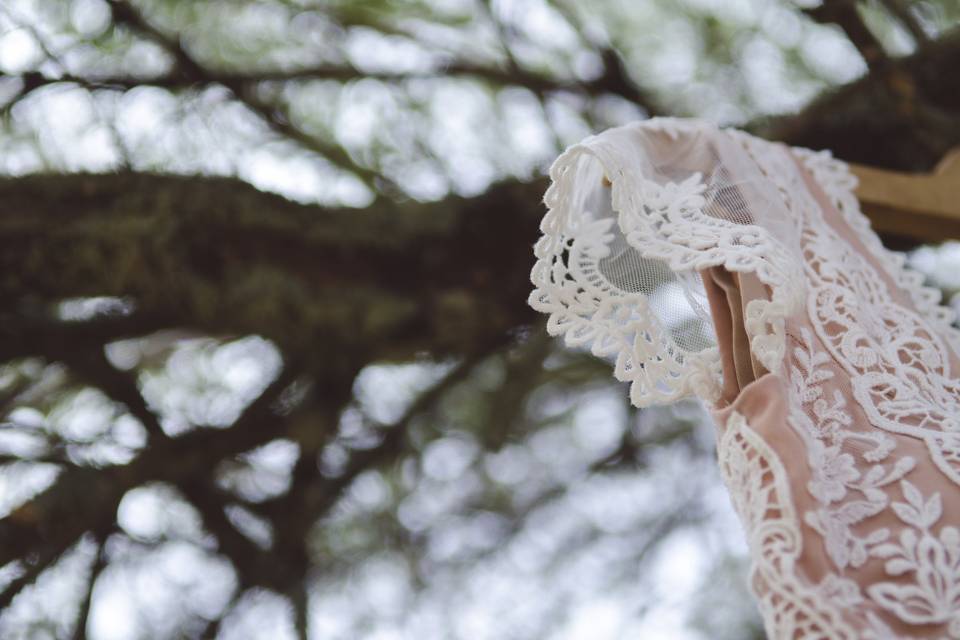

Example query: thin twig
[256,355,480,523]
[877,0,929,46]
[803,0,889,71]
[56,347,168,441]
[104,0,386,191]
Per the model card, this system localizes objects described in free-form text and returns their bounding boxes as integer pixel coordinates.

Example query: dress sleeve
[528,117,804,408]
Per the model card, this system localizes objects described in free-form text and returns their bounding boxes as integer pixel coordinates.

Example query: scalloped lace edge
[528,118,803,407]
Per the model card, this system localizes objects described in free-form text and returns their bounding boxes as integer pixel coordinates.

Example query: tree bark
[0,173,544,369]
[4,33,959,359]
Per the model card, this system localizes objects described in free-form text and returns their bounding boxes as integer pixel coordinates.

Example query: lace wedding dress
[528,117,960,639]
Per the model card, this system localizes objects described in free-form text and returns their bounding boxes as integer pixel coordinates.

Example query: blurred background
[1,1,959,638]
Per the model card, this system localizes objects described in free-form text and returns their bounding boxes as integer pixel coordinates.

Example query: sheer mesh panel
[704,166,756,226]
[598,224,716,354]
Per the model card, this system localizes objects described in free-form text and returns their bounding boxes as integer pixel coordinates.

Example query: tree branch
[0,362,301,571]
[0,172,543,366]
[177,478,288,592]
[2,55,655,110]
[761,27,960,172]
[256,355,480,524]
[56,346,168,441]
[803,0,889,71]
[877,0,929,46]
[104,0,385,191]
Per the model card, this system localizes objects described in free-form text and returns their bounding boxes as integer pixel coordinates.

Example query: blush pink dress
[529,118,960,639]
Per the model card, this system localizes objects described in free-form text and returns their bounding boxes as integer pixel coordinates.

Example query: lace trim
[793,147,960,356]
[528,118,803,407]
[717,410,859,639]
[529,119,960,410]
[737,131,960,637]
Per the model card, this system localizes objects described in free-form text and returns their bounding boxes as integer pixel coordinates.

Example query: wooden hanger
[850,148,960,243]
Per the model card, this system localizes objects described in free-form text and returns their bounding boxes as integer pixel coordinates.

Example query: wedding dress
[528,117,960,639]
